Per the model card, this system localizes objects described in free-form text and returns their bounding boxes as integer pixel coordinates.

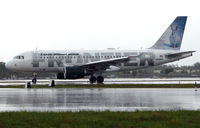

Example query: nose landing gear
[32,78,37,84]
[32,73,37,84]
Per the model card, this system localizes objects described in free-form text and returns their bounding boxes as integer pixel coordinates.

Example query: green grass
[0,111,200,128]
[0,84,198,88]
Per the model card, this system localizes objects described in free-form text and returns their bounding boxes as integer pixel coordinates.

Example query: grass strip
[0,110,199,128]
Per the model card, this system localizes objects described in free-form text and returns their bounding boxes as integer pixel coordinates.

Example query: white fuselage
[5,49,192,74]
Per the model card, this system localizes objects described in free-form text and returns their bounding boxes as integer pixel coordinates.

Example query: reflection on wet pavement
[0,88,199,112]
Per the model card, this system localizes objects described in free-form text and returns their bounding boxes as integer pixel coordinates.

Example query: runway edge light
[195,81,197,91]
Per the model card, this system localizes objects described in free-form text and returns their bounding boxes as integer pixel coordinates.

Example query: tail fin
[150,16,187,50]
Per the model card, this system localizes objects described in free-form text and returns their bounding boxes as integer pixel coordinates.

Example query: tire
[97,76,104,84]
[32,78,37,84]
[89,76,96,84]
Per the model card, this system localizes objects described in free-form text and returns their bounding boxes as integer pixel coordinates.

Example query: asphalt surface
[0,78,200,86]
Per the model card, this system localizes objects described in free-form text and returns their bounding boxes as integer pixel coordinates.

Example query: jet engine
[57,66,85,79]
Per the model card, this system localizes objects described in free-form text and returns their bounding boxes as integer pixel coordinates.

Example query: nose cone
[5,62,10,69]
[5,61,13,70]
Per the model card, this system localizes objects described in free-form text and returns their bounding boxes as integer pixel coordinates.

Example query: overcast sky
[0,0,199,65]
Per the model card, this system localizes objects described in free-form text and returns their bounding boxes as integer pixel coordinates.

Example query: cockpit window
[13,56,24,59]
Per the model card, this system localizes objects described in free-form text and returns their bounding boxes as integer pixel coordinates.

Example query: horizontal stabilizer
[166,51,195,59]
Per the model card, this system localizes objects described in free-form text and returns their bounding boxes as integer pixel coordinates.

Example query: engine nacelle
[57,66,85,79]
[65,66,85,79]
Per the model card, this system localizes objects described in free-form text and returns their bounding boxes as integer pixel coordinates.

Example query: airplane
[5,16,195,84]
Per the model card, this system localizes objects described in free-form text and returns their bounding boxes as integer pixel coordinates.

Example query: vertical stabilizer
[150,16,187,50]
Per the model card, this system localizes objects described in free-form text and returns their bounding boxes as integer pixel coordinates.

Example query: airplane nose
[5,62,9,69]
[5,61,12,70]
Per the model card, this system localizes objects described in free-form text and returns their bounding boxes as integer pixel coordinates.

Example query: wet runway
[0,78,200,86]
[0,88,199,112]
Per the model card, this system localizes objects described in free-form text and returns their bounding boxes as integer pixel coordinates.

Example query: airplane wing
[80,55,138,73]
[166,51,195,59]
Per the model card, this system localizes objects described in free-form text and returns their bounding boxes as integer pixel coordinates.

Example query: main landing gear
[32,73,37,84]
[89,75,104,84]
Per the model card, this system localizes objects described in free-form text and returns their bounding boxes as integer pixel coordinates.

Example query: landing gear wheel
[32,78,37,84]
[89,76,96,84]
[97,76,104,84]
[32,72,37,84]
